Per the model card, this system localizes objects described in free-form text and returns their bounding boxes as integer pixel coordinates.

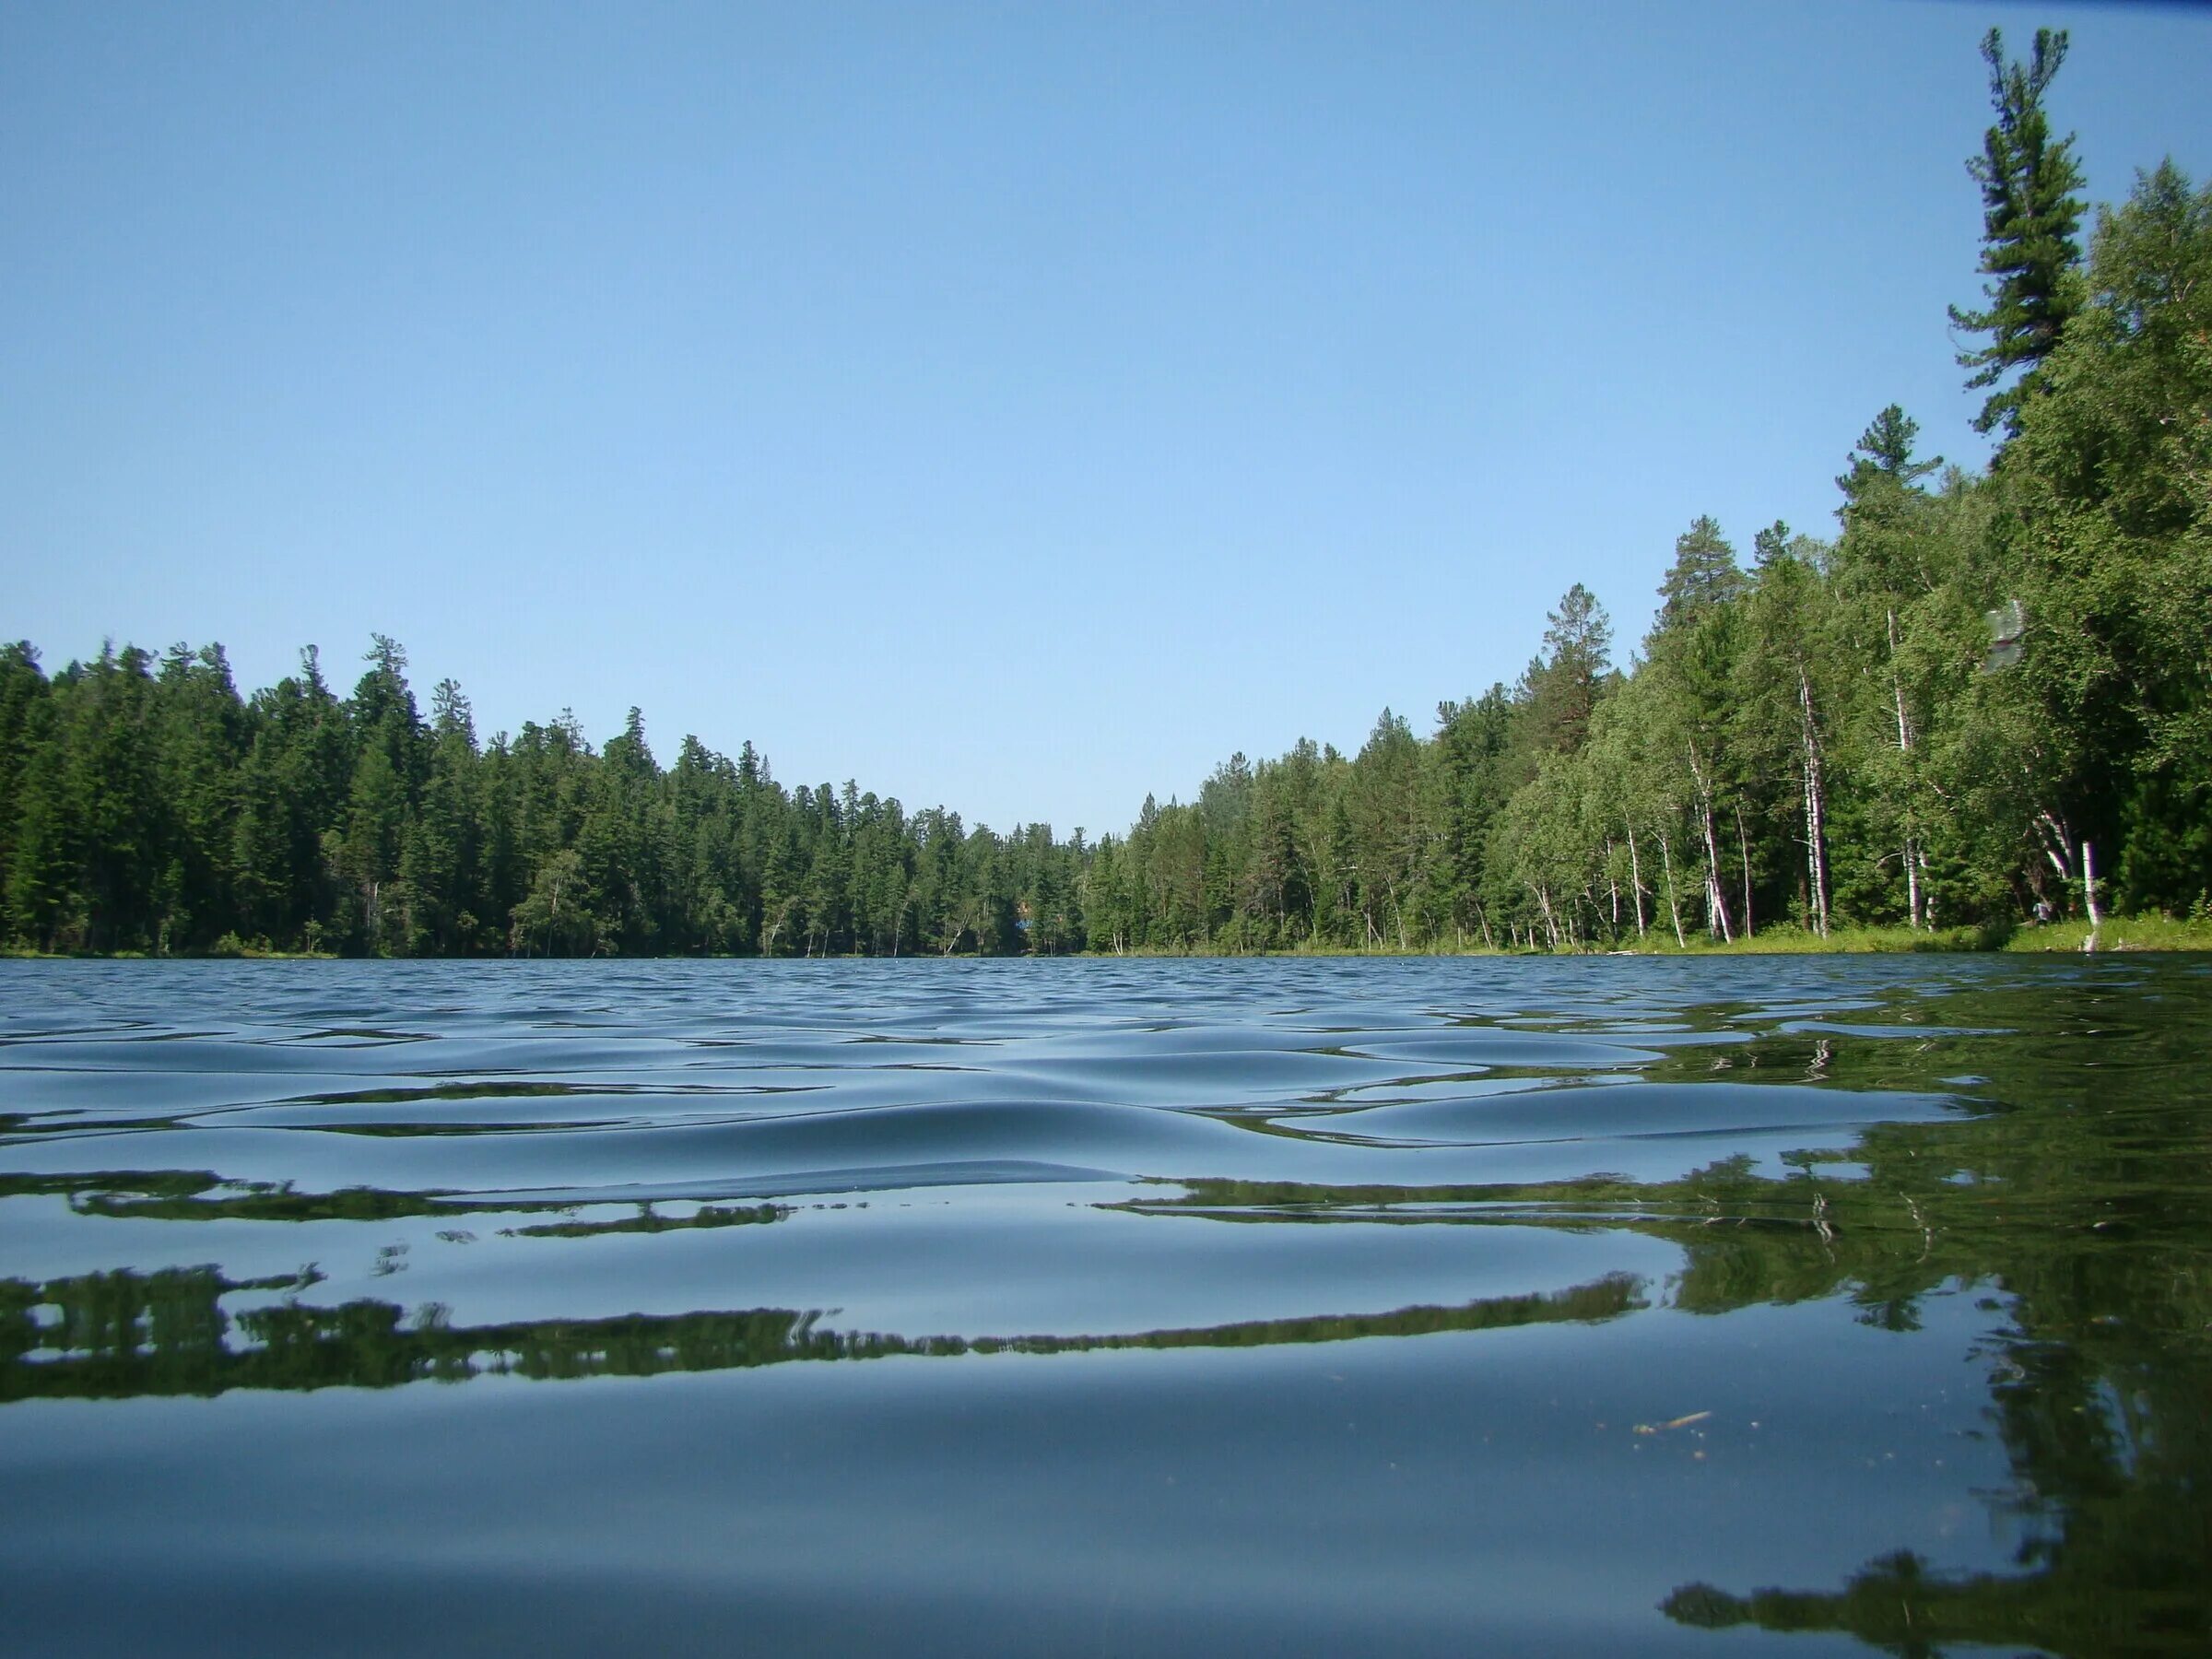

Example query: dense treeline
[1087,31,2209,953]
[3,30,2205,958]
[0,637,1088,958]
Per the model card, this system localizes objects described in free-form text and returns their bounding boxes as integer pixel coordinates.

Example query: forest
[2,29,2206,959]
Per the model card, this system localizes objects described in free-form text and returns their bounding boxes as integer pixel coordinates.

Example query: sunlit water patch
[3,955,2207,1656]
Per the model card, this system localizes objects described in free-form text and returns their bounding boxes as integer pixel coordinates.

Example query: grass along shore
[1094,914,2212,958]
[8,915,2211,961]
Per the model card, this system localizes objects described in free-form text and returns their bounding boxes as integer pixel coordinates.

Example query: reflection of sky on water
[1,954,2207,1655]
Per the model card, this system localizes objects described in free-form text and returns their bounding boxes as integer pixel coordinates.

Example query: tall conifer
[1949,29,2086,438]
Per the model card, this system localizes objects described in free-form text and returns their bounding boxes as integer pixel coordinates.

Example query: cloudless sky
[4,2,2208,838]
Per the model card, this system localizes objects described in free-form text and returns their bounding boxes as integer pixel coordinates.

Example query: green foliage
[0,1262,1641,1401]
[0,638,1089,959]
[1062,44,2198,958]
[1654,514,1746,632]
[1835,405,1941,504]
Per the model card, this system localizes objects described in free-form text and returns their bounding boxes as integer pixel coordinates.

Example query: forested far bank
[1089,173,2211,954]
[0,634,1087,959]
[2,30,2206,961]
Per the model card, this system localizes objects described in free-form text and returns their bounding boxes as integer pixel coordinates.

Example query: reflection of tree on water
[0,1267,1642,1403]
[1665,1528,2206,1656]
[1126,1046,2212,1655]
[0,1170,796,1233]
[1660,1300,2211,1656]
[6,971,2207,1653]
[1653,1009,2212,1654]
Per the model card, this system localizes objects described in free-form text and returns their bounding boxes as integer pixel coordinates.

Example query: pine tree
[0,643,51,941]
[5,694,72,948]
[1836,406,1942,504]
[1949,29,2086,438]
[1655,517,1746,633]
[1524,584,1613,756]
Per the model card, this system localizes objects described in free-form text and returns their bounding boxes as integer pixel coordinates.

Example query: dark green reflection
[1120,1031,2212,1659]
[0,1267,1641,1402]
[502,1200,786,1239]
[1664,1535,2206,1657]
[0,1171,791,1233]
[1656,1283,2211,1658]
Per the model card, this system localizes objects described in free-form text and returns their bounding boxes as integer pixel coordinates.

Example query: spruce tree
[1949,28,2086,438]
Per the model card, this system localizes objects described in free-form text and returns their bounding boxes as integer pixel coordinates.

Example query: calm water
[3,956,2206,1656]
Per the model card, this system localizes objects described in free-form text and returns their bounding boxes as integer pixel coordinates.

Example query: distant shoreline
[9,917,2209,962]
[1090,917,2212,958]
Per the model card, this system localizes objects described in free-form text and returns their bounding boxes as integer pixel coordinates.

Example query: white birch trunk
[2082,840,2101,947]
[1799,665,1830,937]
[1657,825,1687,948]
[2035,810,2075,884]
[1624,819,1647,939]
[1685,744,1733,942]
[1888,610,1921,930]
[1735,799,1754,940]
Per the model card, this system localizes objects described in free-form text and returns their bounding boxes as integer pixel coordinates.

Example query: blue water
[4,955,2206,1654]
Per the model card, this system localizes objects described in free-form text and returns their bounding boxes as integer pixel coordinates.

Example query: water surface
[4,956,2206,1655]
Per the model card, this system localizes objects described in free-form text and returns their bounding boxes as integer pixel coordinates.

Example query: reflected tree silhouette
[1111,972,2212,1656]
[0,1266,1643,1403]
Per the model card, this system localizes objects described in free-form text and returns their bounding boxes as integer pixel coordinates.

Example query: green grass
[14,917,2212,963]
[1623,924,1995,956]
[2001,913,2212,952]
[1098,915,2212,958]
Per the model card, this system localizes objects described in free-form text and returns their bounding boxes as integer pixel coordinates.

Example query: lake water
[2,955,2206,1655]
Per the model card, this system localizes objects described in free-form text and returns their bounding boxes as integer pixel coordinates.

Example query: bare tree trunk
[1657,825,1688,948]
[2082,840,2101,948]
[2034,809,2075,884]
[1888,610,1921,930]
[1535,884,1559,949]
[1735,799,1754,940]
[1686,745,1733,942]
[1903,819,1922,930]
[1799,665,1830,937]
[1624,819,1648,939]
[1385,878,1410,951]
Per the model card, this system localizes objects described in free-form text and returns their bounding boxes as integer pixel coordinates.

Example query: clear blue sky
[4,3,2207,839]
